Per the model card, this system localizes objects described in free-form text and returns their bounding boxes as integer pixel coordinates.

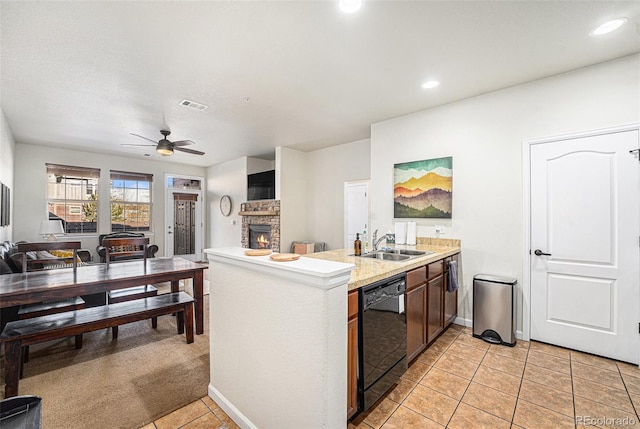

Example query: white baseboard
[208,384,257,429]
[454,316,472,327]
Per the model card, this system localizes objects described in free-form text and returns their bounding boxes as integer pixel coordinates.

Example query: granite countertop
[303,239,461,291]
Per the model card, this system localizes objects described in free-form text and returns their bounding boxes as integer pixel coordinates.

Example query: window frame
[109,170,153,233]
[45,164,100,234]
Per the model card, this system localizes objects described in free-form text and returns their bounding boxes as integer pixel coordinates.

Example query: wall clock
[220,195,232,217]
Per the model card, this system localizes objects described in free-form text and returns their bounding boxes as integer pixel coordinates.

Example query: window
[46,164,100,234]
[167,176,202,190]
[110,170,153,232]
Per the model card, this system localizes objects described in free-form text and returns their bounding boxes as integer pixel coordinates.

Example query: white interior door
[530,127,640,364]
[345,181,369,251]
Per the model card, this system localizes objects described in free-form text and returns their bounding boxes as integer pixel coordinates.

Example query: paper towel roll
[407,221,417,245]
[395,222,407,245]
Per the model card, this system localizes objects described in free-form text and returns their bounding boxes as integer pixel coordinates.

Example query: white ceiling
[2,1,639,168]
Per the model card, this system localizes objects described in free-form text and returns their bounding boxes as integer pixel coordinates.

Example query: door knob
[534,249,551,256]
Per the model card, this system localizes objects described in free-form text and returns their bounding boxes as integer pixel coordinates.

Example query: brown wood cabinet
[345,252,460,419]
[426,271,444,343]
[405,266,427,362]
[347,289,359,419]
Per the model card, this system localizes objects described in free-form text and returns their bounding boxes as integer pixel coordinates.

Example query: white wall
[247,156,274,175]
[0,109,15,242]
[370,54,640,331]
[206,142,369,253]
[13,144,205,259]
[307,138,370,250]
[206,157,247,248]
[276,146,309,252]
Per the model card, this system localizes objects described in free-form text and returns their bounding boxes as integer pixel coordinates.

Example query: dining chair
[102,237,158,338]
[16,242,85,369]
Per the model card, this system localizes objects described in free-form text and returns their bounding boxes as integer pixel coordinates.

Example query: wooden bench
[1,292,195,398]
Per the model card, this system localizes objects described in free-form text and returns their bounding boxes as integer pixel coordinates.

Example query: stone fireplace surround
[240,200,280,253]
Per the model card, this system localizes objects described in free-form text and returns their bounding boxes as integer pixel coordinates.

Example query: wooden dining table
[0,257,207,335]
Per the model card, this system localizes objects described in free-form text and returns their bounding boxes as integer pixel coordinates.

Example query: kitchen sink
[358,249,433,261]
[360,252,411,261]
[384,249,432,256]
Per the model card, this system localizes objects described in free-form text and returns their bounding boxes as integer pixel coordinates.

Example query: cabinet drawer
[428,260,444,280]
[348,290,358,320]
[406,266,427,291]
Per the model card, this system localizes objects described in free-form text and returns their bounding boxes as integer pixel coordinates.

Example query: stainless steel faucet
[373,232,393,251]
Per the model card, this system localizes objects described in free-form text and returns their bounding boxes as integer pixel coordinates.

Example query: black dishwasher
[359,274,407,411]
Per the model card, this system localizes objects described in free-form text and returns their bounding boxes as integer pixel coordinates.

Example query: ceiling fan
[123,130,205,156]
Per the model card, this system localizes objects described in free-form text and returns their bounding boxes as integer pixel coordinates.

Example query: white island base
[205,247,355,429]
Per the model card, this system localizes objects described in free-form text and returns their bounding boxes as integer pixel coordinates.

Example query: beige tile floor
[139,395,240,429]
[141,324,640,428]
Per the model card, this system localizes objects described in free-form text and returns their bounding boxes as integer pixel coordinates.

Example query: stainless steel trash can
[0,395,42,429]
[473,274,517,347]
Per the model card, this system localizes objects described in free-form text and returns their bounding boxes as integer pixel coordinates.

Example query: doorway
[524,124,639,363]
[165,174,204,261]
[344,180,370,251]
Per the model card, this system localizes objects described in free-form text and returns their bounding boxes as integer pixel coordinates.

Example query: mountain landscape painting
[394,157,452,218]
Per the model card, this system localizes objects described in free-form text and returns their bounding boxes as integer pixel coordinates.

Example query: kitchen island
[205,247,355,429]
[205,240,460,427]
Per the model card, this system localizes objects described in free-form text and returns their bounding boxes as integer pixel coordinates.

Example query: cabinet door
[347,317,358,418]
[347,290,359,419]
[444,288,458,327]
[406,283,427,362]
[443,254,459,327]
[427,275,444,343]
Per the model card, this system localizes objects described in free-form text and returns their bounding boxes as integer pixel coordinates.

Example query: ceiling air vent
[179,99,208,111]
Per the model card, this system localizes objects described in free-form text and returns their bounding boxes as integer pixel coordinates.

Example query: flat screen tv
[247,170,275,201]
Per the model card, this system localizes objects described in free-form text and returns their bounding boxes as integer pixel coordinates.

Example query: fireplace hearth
[240,200,280,252]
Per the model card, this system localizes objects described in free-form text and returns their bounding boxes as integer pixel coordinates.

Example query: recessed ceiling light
[591,18,627,36]
[338,0,363,14]
[421,80,440,89]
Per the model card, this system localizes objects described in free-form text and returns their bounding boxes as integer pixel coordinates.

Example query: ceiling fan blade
[172,140,195,146]
[130,133,159,144]
[174,146,205,156]
[121,143,157,147]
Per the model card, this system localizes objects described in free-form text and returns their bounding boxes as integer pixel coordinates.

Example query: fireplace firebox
[249,224,272,249]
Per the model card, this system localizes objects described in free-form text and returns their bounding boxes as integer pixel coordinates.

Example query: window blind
[110,170,153,181]
[46,164,100,178]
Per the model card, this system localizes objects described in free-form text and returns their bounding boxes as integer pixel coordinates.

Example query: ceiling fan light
[156,143,173,156]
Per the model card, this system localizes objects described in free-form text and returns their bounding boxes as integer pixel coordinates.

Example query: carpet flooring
[1,293,210,429]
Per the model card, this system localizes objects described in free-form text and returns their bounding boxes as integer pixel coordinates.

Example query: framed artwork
[0,182,9,227]
[393,157,452,218]
[0,183,3,226]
